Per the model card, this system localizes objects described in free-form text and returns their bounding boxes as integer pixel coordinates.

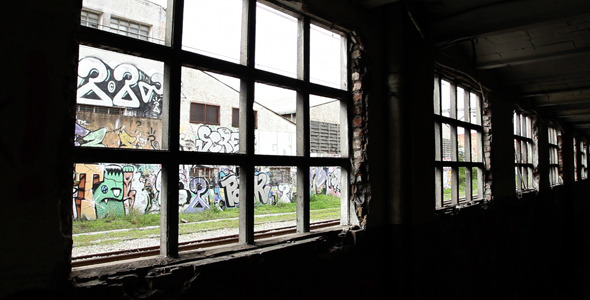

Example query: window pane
[470,92,480,125]
[183,0,242,63]
[256,3,298,77]
[443,166,452,204]
[459,167,467,201]
[441,80,451,118]
[254,83,297,156]
[472,167,480,199]
[180,68,240,153]
[72,163,161,258]
[311,166,342,226]
[457,87,465,122]
[76,46,165,150]
[310,95,344,157]
[178,165,240,246]
[514,139,521,163]
[442,123,451,161]
[82,0,164,44]
[310,24,346,89]
[471,129,481,162]
[254,166,297,237]
[457,127,466,162]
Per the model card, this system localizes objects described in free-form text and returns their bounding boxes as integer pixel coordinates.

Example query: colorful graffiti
[73,163,161,220]
[180,124,240,153]
[74,164,341,220]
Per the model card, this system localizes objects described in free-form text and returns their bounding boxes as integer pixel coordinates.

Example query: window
[232,108,257,128]
[548,126,563,186]
[74,0,350,264]
[81,9,100,28]
[434,77,485,210]
[514,111,537,192]
[190,103,220,125]
[110,17,150,41]
[576,138,588,180]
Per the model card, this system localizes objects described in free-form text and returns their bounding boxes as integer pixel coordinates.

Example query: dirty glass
[310,24,346,89]
[310,95,345,157]
[254,83,297,156]
[256,3,298,77]
[310,166,342,227]
[254,166,297,237]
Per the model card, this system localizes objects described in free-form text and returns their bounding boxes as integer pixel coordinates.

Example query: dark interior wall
[0,0,77,297]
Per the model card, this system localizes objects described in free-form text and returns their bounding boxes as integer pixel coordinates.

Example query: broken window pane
[310,166,342,227]
[76,46,165,150]
[254,166,297,237]
[72,163,161,259]
[178,165,240,246]
[254,83,297,156]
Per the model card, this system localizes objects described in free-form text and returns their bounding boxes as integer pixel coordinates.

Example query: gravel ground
[72,220,298,258]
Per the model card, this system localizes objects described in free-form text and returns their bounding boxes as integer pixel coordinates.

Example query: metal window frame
[75,0,352,259]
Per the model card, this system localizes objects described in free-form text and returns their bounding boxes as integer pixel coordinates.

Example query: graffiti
[181,125,239,153]
[75,122,161,150]
[75,165,339,220]
[77,56,163,118]
[311,167,341,197]
[73,163,161,220]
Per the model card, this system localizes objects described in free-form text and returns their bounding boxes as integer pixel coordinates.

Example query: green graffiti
[94,165,125,218]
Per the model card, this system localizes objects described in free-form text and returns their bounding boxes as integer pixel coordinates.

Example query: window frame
[190,102,220,125]
[548,125,562,186]
[433,75,485,211]
[74,0,352,263]
[514,110,537,193]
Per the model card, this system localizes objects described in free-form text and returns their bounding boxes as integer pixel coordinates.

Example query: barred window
[81,10,100,28]
[434,76,485,210]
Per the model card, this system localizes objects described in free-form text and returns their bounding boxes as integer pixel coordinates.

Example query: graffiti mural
[73,163,161,220]
[180,124,240,153]
[310,167,341,197]
[76,56,164,149]
[75,165,340,220]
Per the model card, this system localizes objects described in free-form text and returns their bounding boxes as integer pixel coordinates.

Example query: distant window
[81,10,100,28]
[110,17,150,41]
[434,77,485,210]
[310,121,341,155]
[514,111,537,192]
[548,126,563,186]
[190,103,220,125]
[577,138,588,180]
[232,108,257,128]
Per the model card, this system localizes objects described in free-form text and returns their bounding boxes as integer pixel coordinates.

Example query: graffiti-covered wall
[73,163,162,220]
[74,164,341,220]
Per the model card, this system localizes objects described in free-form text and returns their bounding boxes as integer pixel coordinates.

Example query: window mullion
[159,0,184,258]
[239,0,256,245]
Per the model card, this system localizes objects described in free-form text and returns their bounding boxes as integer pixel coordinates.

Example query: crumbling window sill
[70,225,350,285]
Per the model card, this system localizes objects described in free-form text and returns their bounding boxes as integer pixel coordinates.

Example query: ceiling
[360,0,590,137]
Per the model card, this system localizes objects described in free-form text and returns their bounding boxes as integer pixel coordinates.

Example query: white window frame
[434,76,485,210]
[109,16,151,41]
[514,110,537,193]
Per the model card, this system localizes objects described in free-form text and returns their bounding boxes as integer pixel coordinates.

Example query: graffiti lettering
[194,125,240,153]
[77,56,163,118]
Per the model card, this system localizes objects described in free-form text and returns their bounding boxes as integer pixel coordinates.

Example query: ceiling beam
[522,86,590,97]
[477,46,590,70]
[432,1,590,45]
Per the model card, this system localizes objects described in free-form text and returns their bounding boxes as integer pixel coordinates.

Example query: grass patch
[73,194,341,236]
